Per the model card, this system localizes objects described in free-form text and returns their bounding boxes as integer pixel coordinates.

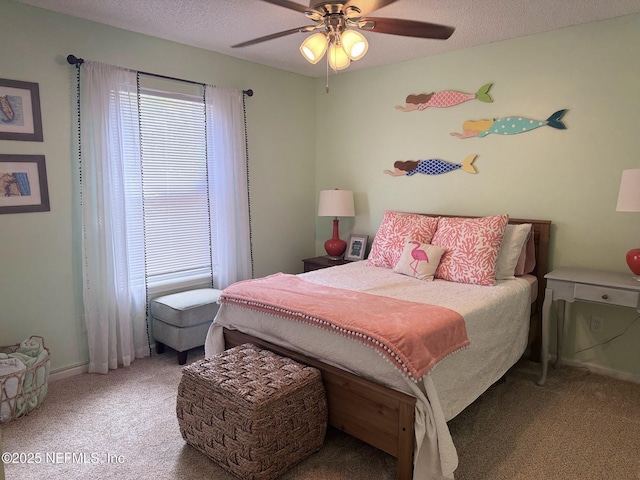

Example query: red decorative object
[626,248,640,277]
[324,218,346,259]
[317,188,354,260]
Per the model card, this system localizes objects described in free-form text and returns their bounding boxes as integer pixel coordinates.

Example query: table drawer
[574,284,639,308]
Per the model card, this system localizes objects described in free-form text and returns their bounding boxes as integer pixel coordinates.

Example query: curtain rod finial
[244,89,253,97]
[67,54,84,65]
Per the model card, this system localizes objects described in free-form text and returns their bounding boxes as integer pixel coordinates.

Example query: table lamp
[318,189,355,259]
[616,169,640,279]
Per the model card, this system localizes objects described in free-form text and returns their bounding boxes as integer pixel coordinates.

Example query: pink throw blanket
[219,273,469,381]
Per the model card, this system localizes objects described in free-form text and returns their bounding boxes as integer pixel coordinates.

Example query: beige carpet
[2,348,639,480]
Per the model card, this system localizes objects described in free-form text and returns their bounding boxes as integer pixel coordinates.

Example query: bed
[204,213,551,480]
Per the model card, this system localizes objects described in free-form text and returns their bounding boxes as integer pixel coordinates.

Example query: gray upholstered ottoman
[150,288,221,365]
[177,344,327,480]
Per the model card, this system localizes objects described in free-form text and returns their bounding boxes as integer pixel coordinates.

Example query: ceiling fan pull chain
[326,49,330,93]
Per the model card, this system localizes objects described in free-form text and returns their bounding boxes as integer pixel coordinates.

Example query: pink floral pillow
[432,214,509,286]
[368,211,439,268]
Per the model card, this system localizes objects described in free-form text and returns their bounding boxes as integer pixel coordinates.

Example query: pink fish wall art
[396,84,493,112]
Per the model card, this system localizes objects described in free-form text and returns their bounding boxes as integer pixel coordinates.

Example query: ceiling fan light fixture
[340,29,368,61]
[300,32,328,64]
[233,0,456,78]
[328,42,351,71]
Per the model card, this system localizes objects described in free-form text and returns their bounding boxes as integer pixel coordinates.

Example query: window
[121,87,217,294]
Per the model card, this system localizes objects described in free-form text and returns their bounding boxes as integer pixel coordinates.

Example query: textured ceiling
[18,0,640,77]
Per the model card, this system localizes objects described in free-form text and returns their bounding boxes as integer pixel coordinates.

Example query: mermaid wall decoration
[395,84,493,112]
[384,155,478,177]
[450,109,568,138]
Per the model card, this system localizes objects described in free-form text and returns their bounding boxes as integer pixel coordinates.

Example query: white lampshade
[300,33,328,64]
[341,30,369,61]
[318,189,355,217]
[328,43,351,71]
[616,169,640,278]
[616,169,640,212]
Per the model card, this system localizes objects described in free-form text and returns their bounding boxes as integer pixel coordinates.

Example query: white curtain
[79,61,149,374]
[78,68,252,373]
[205,86,253,288]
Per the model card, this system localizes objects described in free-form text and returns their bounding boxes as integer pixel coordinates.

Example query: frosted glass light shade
[300,33,328,64]
[341,30,369,60]
[328,43,351,71]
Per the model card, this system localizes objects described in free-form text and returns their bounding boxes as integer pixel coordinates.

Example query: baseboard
[48,344,160,382]
[49,363,89,382]
[558,357,640,385]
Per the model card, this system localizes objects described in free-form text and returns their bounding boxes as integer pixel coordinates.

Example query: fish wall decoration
[395,84,493,112]
[384,155,478,177]
[450,109,568,138]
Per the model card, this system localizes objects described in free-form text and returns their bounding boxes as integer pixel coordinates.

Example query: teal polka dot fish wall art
[450,109,568,139]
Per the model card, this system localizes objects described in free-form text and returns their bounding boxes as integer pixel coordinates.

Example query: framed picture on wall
[0,154,50,214]
[344,234,368,261]
[0,78,44,142]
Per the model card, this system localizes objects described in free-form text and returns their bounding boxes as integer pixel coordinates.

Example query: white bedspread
[205,261,532,480]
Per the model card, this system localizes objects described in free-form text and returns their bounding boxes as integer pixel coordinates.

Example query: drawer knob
[601,294,609,300]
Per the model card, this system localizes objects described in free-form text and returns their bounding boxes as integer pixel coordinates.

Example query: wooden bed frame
[223,216,551,480]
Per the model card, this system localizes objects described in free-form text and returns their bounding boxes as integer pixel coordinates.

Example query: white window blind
[134,88,215,291]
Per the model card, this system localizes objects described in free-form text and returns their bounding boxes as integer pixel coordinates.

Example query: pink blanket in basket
[219,273,469,381]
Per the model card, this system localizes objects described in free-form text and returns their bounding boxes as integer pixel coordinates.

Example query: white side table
[537,267,640,386]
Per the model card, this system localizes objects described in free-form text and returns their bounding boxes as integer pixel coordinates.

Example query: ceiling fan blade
[343,0,398,17]
[358,17,455,40]
[260,0,324,16]
[232,25,317,48]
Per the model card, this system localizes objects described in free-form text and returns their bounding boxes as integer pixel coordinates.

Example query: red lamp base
[324,238,347,260]
[626,248,640,279]
[324,218,347,260]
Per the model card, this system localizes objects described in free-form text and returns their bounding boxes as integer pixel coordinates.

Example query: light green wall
[2,0,638,380]
[0,0,317,371]
[313,14,640,379]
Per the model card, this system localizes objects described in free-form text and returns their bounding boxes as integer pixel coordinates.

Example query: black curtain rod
[66,54,253,97]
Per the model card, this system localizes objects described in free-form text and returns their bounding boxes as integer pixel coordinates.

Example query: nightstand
[537,267,640,386]
[302,256,350,272]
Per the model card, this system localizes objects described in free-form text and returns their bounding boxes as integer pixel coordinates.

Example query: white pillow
[393,240,446,281]
[494,224,532,280]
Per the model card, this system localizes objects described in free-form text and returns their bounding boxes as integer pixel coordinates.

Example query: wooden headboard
[421,214,551,360]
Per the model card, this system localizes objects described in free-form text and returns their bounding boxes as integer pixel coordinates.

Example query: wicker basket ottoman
[176,343,327,480]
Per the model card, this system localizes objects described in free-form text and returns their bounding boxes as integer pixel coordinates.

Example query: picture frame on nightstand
[344,234,368,261]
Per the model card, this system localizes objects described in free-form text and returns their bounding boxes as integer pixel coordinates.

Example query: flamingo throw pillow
[393,240,446,281]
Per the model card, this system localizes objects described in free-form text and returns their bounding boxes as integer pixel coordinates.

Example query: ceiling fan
[232,0,455,72]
